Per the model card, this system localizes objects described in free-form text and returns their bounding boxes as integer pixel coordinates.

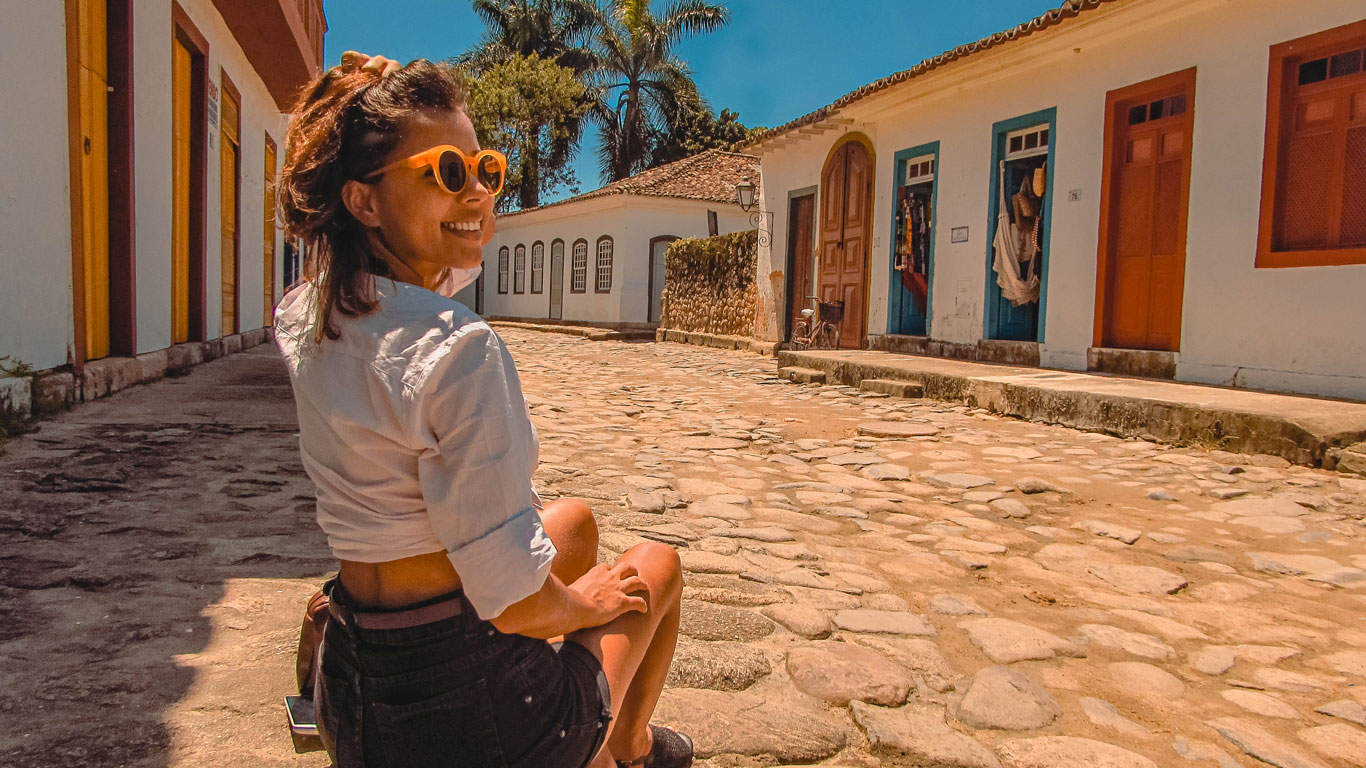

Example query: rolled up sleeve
[415,325,556,620]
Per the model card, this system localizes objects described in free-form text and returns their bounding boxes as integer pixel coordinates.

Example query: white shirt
[274,276,556,620]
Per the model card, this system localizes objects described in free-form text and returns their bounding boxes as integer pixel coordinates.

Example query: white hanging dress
[992,160,1041,307]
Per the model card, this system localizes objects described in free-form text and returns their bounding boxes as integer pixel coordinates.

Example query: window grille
[497,246,509,293]
[571,240,587,292]
[530,242,544,293]
[513,244,526,293]
[595,238,614,293]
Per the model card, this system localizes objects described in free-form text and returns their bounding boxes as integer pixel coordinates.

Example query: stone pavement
[1,331,1364,767]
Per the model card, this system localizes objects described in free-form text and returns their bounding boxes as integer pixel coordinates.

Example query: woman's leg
[566,541,684,764]
[540,498,600,586]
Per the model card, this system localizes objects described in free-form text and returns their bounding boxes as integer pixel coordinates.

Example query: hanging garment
[992,161,1040,306]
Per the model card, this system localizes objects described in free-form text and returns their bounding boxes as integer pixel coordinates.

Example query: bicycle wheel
[789,320,810,350]
[814,324,838,350]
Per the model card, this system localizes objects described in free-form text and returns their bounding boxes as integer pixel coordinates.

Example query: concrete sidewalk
[489,320,656,342]
[778,348,1366,470]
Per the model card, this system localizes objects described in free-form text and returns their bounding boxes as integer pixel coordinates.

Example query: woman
[274,53,689,768]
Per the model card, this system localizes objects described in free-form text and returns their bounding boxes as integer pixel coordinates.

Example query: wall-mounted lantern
[736,176,757,212]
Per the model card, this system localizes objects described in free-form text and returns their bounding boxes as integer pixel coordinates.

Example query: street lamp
[736,176,757,212]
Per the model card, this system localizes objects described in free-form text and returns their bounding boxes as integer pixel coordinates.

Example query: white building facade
[1,0,323,408]
[466,150,758,326]
[751,0,1366,400]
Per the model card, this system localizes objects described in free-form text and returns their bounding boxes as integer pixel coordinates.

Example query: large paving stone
[1207,717,1330,768]
[1325,650,1366,678]
[1079,624,1176,660]
[652,686,851,762]
[959,618,1084,663]
[666,637,771,691]
[832,609,936,636]
[1221,689,1301,719]
[679,436,749,450]
[1109,662,1185,698]
[995,736,1159,768]
[931,594,990,616]
[680,599,775,641]
[1086,563,1188,595]
[760,603,831,639]
[859,421,940,438]
[852,701,1001,768]
[923,472,995,489]
[955,666,1060,730]
[1316,699,1366,727]
[851,635,960,692]
[1079,697,1150,737]
[1298,724,1366,767]
[786,642,915,706]
[1214,497,1310,518]
[680,550,749,575]
[714,526,797,543]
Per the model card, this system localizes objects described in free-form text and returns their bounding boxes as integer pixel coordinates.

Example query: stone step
[779,366,827,385]
[858,378,924,398]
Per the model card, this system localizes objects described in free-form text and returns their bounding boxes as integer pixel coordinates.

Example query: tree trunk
[519,124,541,209]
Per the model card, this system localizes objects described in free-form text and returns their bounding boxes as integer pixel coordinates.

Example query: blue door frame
[983,107,1056,342]
[888,141,939,337]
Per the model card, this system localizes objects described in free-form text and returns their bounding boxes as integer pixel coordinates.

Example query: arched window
[595,236,614,293]
[497,246,509,294]
[530,241,544,294]
[513,244,526,293]
[571,239,588,293]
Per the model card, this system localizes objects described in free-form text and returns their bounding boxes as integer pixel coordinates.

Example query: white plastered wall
[471,196,751,324]
[0,2,77,370]
[139,0,287,351]
[755,0,1366,400]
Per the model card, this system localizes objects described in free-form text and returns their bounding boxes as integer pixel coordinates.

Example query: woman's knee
[543,498,599,578]
[623,541,682,604]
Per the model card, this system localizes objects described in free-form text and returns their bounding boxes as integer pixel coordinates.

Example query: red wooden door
[818,141,872,348]
[1101,76,1194,352]
[787,194,814,337]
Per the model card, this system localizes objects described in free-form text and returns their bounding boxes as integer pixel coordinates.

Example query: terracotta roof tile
[746,0,1116,148]
[501,149,760,218]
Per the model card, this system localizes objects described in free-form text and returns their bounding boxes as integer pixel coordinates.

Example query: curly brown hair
[277,59,467,343]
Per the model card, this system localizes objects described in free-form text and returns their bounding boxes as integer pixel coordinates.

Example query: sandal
[615,724,693,768]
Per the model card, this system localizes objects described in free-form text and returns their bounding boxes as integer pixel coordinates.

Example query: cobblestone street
[3,330,1365,767]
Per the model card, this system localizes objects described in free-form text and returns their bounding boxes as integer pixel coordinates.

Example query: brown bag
[296,589,330,698]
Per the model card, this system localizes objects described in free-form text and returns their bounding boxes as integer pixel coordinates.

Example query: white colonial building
[1,0,324,413]
[749,0,1366,400]
[464,150,759,326]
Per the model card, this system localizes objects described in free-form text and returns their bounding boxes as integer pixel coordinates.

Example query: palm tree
[591,0,729,182]
[457,0,600,208]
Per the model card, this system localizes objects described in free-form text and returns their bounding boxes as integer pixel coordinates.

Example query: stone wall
[660,230,759,338]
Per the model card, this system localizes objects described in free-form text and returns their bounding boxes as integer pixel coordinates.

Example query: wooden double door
[1097,70,1196,352]
[817,139,873,348]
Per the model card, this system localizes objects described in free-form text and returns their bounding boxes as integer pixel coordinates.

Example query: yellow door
[77,0,110,360]
[263,138,277,327]
[220,90,239,336]
[171,38,191,344]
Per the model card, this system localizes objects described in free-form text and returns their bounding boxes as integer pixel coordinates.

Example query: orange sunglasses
[365,145,507,197]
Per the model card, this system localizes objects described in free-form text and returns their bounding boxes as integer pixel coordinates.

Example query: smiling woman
[270,55,690,768]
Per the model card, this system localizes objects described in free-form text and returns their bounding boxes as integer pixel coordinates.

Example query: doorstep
[776,347,1366,469]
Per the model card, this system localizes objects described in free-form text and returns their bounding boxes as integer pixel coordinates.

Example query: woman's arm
[491,561,648,638]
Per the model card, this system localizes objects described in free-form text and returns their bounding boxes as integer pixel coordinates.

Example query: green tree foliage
[465,54,589,212]
[591,0,729,182]
[457,0,600,209]
[649,89,762,167]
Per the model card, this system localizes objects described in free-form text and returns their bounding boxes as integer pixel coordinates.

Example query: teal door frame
[982,107,1056,342]
[888,141,940,337]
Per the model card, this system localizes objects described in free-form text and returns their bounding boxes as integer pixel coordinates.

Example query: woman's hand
[567,562,649,627]
[338,50,401,77]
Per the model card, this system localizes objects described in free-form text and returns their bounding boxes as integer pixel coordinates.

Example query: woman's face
[364,107,495,275]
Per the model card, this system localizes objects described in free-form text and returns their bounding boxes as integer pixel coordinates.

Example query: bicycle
[788,295,843,350]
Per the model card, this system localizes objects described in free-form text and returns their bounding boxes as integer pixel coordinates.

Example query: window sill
[1256,247,1366,268]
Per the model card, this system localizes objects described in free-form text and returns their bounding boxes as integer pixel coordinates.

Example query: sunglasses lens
[437,150,467,194]
[477,154,505,195]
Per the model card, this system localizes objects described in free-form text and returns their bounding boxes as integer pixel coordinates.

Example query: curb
[489,321,656,342]
[13,327,275,419]
[654,328,779,357]
[778,349,1366,470]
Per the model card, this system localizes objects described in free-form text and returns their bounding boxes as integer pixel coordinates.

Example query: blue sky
[323,0,1061,202]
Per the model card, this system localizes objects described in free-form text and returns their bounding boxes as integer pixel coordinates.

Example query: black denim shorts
[316,582,612,768]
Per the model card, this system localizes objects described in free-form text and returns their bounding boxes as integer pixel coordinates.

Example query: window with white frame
[513,244,526,293]
[530,241,544,293]
[595,236,613,293]
[497,246,509,293]
[571,239,588,293]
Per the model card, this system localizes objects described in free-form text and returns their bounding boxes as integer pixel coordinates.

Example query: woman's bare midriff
[339,550,462,609]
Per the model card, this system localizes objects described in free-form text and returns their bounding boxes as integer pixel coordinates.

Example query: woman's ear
[342,179,383,227]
